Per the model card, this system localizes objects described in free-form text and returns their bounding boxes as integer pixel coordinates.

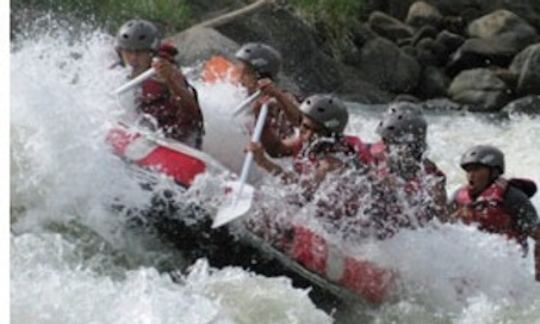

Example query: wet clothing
[138,77,204,148]
[292,136,365,176]
[360,143,447,239]
[289,135,374,234]
[451,177,538,249]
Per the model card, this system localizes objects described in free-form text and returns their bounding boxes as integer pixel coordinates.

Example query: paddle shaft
[233,90,261,117]
[234,103,269,204]
[112,68,156,95]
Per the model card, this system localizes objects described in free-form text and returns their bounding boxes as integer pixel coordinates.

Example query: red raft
[106,124,395,304]
[106,124,225,187]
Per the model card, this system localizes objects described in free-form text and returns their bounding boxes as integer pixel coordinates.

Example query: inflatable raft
[106,124,395,305]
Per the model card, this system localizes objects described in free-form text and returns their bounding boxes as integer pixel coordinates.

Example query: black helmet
[300,94,349,135]
[235,43,282,79]
[376,102,427,148]
[460,145,505,174]
[116,19,160,51]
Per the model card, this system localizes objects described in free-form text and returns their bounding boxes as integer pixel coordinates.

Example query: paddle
[212,102,269,228]
[232,90,261,117]
[112,67,156,96]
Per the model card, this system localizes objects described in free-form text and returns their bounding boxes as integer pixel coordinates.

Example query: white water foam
[10,20,332,324]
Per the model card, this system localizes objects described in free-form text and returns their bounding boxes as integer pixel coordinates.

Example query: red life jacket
[454,178,527,245]
[139,77,203,147]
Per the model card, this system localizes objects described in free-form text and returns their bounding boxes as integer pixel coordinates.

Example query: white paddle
[112,67,156,96]
[212,102,269,228]
[232,90,261,117]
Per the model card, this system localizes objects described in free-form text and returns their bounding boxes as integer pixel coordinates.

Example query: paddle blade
[212,181,254,228]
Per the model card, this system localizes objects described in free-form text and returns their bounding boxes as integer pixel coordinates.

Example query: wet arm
[153,58,200,120]
[432,176,449,221]
[258,79,302,126]
[165,69,200,119]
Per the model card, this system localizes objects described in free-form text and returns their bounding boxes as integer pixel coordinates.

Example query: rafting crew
[114,19,204,148]
[449,145,540,281]
[109,19,540,284]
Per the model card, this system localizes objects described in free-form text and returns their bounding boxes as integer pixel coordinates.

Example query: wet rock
[434,30,465,58]
[467,10,535,40]
[447,38,523,76]
[406,1,443,29]
[350,24,379,49]
[494,68,519,90]
[411,25,439,47]
[401,45,417,58]
[501,95,540,116]
[448,68,511,111]
[367,11,414,43]
[416,66,450,98]
[446,10,538,74]
[510,43,540,96]
[357,37,421,94]
[415,37,445,66]
[393,94,421,103]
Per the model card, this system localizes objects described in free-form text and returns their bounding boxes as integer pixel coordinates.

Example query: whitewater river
[10,20,540,323]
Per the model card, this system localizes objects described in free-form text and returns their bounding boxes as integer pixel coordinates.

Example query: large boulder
[415,37,446,66]
[416,65,450,98]
[502,95,540,116]
[406,1,443,29]
[447,19,537,75]
[510,43,540,96]
[166,27,239,66]
[467,10,536,40]
[446,10,539,75]
[216,7,342,93]
[448,68,511,111]
[447,38,519,75]
[434,30,465,60]
[368,11,414,43]
[356,37,421,93]
[214,7,391,103]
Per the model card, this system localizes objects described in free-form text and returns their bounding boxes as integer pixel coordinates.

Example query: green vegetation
[12,0,364,40]
[12,0,192,34]
[290,0,365,40]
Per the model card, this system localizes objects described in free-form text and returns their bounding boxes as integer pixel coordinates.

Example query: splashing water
[11,17,540,324]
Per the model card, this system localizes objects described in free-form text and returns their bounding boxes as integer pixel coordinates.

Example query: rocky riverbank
[169,0,540,114]
[11,0,540,114]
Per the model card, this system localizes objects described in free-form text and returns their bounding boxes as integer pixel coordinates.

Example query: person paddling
[234,42,299,140]
[365,102,448,239]
[114,19,204,148]
[248,94,363,197]
[449,145,540,281]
